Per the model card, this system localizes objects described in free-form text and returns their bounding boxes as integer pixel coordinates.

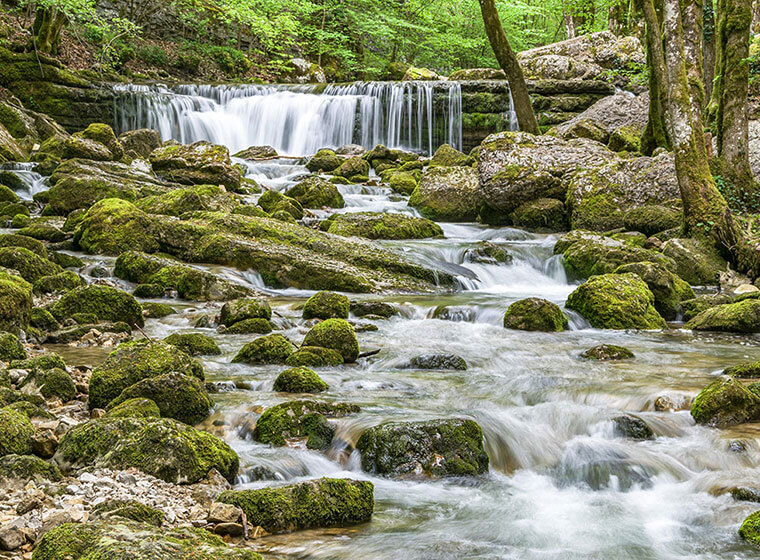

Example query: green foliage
[136,44,167,67]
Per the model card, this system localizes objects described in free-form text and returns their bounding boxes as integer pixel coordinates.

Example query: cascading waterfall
[113,81,465,156]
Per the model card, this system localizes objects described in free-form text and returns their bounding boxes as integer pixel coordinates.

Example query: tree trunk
[715,0,756,199]
[638,0,670,154]
[564,9,576,38]
[753,0,760,31]
[478,0,540,135]
[703,1,716,101]
[608,0,629,33]
[32,6,67,55]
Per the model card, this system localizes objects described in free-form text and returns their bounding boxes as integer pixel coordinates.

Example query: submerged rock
[252,400,359,449]
[580,344,634,360]
[691,376,760,427]
[356,418,489,478]
[325,211,443,240]
[218,478,373,534]
[503,297,568,331]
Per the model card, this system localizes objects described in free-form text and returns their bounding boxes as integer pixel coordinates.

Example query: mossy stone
[429,144,474,167]
[0,454,61,481]
[252,400,359,449]
[0,408,33,456]
[133,283,165,298]
[105,397,161,419]
[333,157,370,179]
[163,333,221,356]
[0,332,25,361]
[3,401,55,420]
[724,362,760,378]
[92,499,164,526]
[232,334,295,365]
[614,261,694,321]
[306,149,342,172]
[685,299,760,333]
[49,284,144,327]
[302,318,359,363]
[223,318,273,334]
[580,344,634,360]
[0,233,47,257]
[285,346,344,367]
[510,198,567,232]
[285,176,344,209]
[141,302,176,319]
[739,510,760,546]
[33,368,77,401]
[220,297,272,326]
[302,291,350,320]
[273,367,328,393]
[503,297,568,331]
[691,376,760,427]
[0,246,62,283]
[33,270,85,294]
[326,212,443,240]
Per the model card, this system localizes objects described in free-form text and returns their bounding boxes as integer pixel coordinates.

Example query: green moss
[326,212,443,240]
[724,362,760,378]
[32,368,76,401]
[503,297,568,331]
[54,416,239,484]
[73,199,159,256]
[510,198,567,232]
[285,176,345,209]
[429,144,474,167]
[566,273,667,330]
[232,333,295,365]
[0,332,25,361]
[3,401,55,420]
[92,499,164,526]
[580,344,634,360]
[561,235,676,279]
[0,408,33,456]
[740,510,760,546]
[691,376,760,427]
[133,283,165,298]
[622,205,681,236]
[302,318,359,362]
[388,170,419,195]
[105,397,161,419]
[0,246,62,283]
[149,141,241,191]
[685,299,760,333]
[218,478,373,534]
[49,284,144,327]
[305,149,342,172]
[661,237,726,286]
[88,340,203,411]
[303,291,350,320]
[163,333,221,356]
[334,157,370,179]
[48,251,84,269]
[356,418,489,477]
[273,367,329,393]
[10,352,66,372]
[285,346,344,367]
[33,270,85,294]
[614,261,694,321]
[0,233,47,257]
[0,454,61,481]
[17,221,68,242]
[10,213,30,228]
[223,318,273,334]
[0,202,28,218]
[141,302,176,319]
[220,297,272,325]
[0,387,44,408]
[136,184,239,217]
[257,190,304,219]
[253,400,359,449]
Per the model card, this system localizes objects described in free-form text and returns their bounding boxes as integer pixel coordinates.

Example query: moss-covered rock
[49,284,144,327]
[685,299,760,333]
[612,415,654,440]
[661,237,726,286]
[302,318,359,362]
[92,499,164,526]
[54,416,239,484]
[133,283,165,298]
[73,198,161,255]
[356,418,489,478]
[10,352,66,373]
[108,372,213,425]
[503,297,568,331]
[285,176,344,209]
[118,128,161,158]
[0,246,62,282]
[0,332,25,361]
[141,302,176,319]
[285,346,344,367]
[410,166,481,221]
[405,354,467,370]
[326,212,443,240]
[220,297,272,326]
[510,198,567,231]
[0,184,18,203]
[0,387,44,408]
[566,273,667,329]
[89,340,203,411]
[232,334,295,365]
[614,261,694,320]
[429,144,474,168]
[622,205,681,236]
[73,123,123,160]
[302,291,350,320]
[252,400,359,449]
[223,318,273,334]
[333,157,370,181]
[388,170,419,195]
[163,333,221,356]
[0,454,61,481]
[0,408,33,456]
[0,233,47,257]
[33,270,85,294]
[273,367,328,393]
[3,401,55,420]
[580,344,634,360]
[105,397,161,419]
[306,149,342,172]
[149,141,242,191]
[691,376,760,427]
[25,367,76,401]
[32,519,262,560]
[218,478,373,534]
[739,510,760,547]
[724,362,760,378]
[136,184,239,217]
[18,220,68,243]
[257,190,304,219]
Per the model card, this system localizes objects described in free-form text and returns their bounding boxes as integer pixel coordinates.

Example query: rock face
[54,417,239,484]
[410,166,481,221]
[503,298,568,331]
[149,141,242,191]
[691,376,760,427]
[218,478,373,533]
[356,418,489,478]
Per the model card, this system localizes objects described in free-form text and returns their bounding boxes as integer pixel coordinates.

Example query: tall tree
[637,0,670,154]
[703,1,716,101]
[478,0,540,134]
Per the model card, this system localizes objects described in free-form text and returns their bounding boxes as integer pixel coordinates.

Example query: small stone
[0,524,25,551]
[213,522,244,536]
[208,502,241,524]
[16,498,40,515]
[79,472,98,484]
[31,431,58,459]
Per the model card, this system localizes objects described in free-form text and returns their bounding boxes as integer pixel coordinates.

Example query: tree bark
[32,6,67,55]
[753,0,760,31]
[564,9,576,38]
[703,1,716,101]
[638,0,670,154]
[715,0,756,199]
[478,0,540,135]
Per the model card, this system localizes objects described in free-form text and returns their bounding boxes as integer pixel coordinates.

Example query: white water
[113,82,467,156]
[1,162,48,200]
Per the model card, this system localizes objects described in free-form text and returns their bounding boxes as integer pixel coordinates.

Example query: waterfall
[113,82,464,156]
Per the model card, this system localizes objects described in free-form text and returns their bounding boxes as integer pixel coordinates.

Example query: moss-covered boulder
[0,332,25,361]
[690,376,760,427]
[88,340,203,411]
[661,237,726,286]
[252,400,359,449]
[302,318,359,362]
[356,418,489,478]
[33,270,85,294]
[92,499,164,526]
[223,318,273,334]
[142,302,176,319]
[580,344,634,360]
[0,387,44,408]
[503,297,568,331]
[273,367,328,393]
[75,123,123,159]
[32,519,262,560]
[4,401,54,420]
[285,346,344,367]
[429,144,474,168]
[302,291,350,320]
[24,367,76,401]
[685,299,760,333]
[72,198,159,255]
[739,510,760,547]
[54,416,239,483]
[285,176,344,208]
[614,261,694,320]
[0,453,61,481]
[107,372,213,425]
[105,397,161,419]
[136,184,239,216]
[163,333,221,356]
[326,212,443,240]
[0,233,47,257]
[566,273,667,329]
[388,170,419,195]
[510,198,567,232]
[0,246,62,282]
[218,478,373,534]
[149,141,242,191]
[118,128,162,158]
[232,334,295,365]
[11,352,66,373]
[333,157,370,181]
[257,190,304,219]
[220,297,272,326]
[410,166,481,221]
[49,284,144,327]
[306,149,342,172]
[0,408,33,456]
[724,362,760,378]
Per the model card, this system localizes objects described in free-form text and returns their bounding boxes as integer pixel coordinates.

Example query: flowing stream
[9,84,760,559]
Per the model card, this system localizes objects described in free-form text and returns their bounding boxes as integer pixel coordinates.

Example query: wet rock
[223,318,273,335]
[0,332,25,361]
[302,290,349,320]
[163,333,221,356]
[302,318,359,363]
[136,184,239,216]
[118,128,161,158]
[285,346,344,367]
[350,301,399,318]
[305,148,342,172]
[92,499,165,526]
[326,211,443,240]
[691,376,760,427]
[410,165,481,221]
[105,397,161,419]
[660,237,726,286]
[739,510,760,546]
[731,487,760,502]
[612,415,654,440]
[149,141,242,191]
[432,305,476,322]
[49,284,143,328]
[357,418,489,477]
[510,198,567,232]
[685,299,760,333]
[566,273,666,329]
[580,344,634,360]
[724,362,760,378]
[233,145,277,160]
[54,416,239,484]
[273,367,328,393]
[463,241,513,264]
[218,477,373,533]
[333,156,370,182]
[208,502,242,524]
[285,176,344,208]
[232,334,295,365]
[503,297,568,331]
[252,400,359,449]
[403,354,468,370]
[220,297,272,326]
[614,261,693,320]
